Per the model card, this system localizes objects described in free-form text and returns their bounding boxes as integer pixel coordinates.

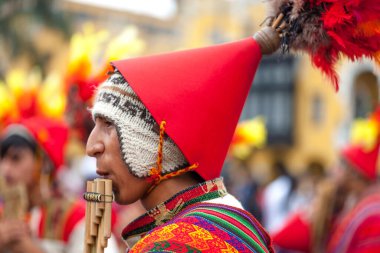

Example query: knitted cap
[92,71,189,178]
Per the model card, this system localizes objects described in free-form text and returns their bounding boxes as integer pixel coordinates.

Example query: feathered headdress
[65,24,145,141]
[0,68,66,131]
[266,0,380,90]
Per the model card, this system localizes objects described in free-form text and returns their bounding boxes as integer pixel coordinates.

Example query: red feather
[269,0,380,90]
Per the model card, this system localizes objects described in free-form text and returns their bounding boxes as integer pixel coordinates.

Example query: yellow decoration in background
[350,118,379,151]
[68,23,109,77]
[235,117,266,147]
[231,144,252,161]
[38,72,66,119]
[0,22,147,131]
[230,117,267,160]
[105,26,146,61]
[0,67,67,125]
[7,68,39,100]
[6,69,27,100]
[0,69,40,124]
[67,23,145,81]
[0,82,18,121]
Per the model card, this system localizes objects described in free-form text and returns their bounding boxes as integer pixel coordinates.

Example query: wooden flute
[83,179,113,253]
[0,176,27,220]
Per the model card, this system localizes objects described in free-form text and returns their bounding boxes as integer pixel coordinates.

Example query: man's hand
[0,219,44,253]
[0,219,29,247]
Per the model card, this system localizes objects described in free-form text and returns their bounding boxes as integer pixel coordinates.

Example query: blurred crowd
[224,109,380,253]
[0,17,152,252]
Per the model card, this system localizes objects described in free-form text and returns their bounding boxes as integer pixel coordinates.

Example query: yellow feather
[350,119,379,151]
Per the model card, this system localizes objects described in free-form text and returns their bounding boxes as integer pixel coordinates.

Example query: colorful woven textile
[327,190,380,253]
[122,178,273,252]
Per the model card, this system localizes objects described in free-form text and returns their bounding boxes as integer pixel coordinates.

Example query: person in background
[326,111,380,253]
[262,161,297,233]
[272,107,380,253]
[289,162,326,213]
[0,117,118,253]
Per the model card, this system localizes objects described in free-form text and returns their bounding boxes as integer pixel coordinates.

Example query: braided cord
[147,121,198,192]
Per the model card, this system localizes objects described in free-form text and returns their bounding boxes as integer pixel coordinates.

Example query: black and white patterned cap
[92,70,189,178]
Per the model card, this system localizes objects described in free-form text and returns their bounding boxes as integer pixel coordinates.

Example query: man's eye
[105,120,113,127]
[10,154,21,162]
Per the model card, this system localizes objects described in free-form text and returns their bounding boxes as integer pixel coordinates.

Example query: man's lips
[95,167,115,189]
[96,168,108,177]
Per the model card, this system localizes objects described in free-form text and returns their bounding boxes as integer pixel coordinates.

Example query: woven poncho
[122,178,274,253]
[327,188,380,253]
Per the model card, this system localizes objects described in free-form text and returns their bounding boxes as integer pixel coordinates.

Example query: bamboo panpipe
[83,179,113,253]
[0,176,28,220]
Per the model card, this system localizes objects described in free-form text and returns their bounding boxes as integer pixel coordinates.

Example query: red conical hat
[16,117,68,171]
[113,38,262,181]
[342,142,380,181]
[342,107,380,181]
[272,212,311,253]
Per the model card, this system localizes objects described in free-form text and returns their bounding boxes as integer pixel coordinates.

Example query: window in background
[311,94,324,126]
[241,55,296,145]
[354,71,378,119]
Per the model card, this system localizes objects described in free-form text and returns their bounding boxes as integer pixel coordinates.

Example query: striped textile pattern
[327,193,380,253]
[129,202,274,253]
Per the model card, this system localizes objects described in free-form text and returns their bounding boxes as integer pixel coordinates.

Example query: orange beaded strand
[147,121,198,192]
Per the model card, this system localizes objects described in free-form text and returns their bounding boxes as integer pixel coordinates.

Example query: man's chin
[115,198,124,205]
[114,193,128,205]
[114,195,139,206]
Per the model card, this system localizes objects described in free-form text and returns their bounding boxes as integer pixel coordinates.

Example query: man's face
[0,146,38,188]
[86,116,150,204]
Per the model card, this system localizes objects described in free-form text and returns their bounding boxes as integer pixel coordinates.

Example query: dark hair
[190,171,205,183]
[0,134,38,159]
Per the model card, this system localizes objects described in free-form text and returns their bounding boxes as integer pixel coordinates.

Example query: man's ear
[34,150,54,180]
[32,151,43,181]
[41,153,54,176]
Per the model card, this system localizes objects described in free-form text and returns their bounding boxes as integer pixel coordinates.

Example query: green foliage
[0,0,72,77]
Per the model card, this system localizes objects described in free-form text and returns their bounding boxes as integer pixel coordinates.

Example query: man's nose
[86,128,104,158]
[0,160,14,181]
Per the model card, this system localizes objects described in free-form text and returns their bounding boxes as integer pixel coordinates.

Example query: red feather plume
[268,0,380,90]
